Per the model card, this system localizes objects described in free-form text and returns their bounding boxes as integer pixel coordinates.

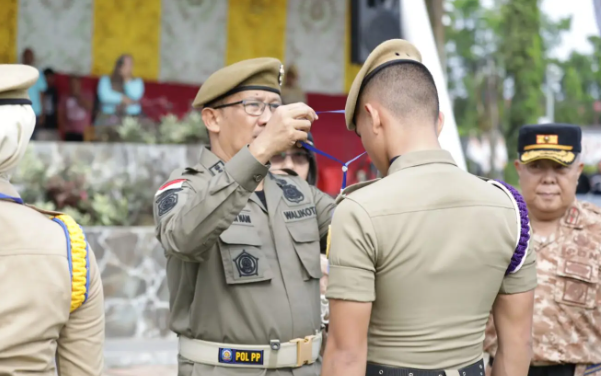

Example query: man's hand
[249,103,317,164]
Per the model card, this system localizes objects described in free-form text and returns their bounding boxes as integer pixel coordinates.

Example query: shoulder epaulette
[335,178,380,205]
[581,200,601,216]
[483,179,531,275]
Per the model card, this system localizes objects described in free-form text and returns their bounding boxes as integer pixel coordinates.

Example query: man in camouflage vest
[484,123,601,376]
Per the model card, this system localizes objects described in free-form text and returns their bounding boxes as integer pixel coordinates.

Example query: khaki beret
[193,57,284,108]
[0,64,39,101]
[344,39,424,131]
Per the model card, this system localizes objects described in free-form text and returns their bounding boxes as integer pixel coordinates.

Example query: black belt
[489,356,576,376]
[366,359,485,376]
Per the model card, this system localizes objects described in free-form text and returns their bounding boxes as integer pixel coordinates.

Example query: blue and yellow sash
[51,214,90,313]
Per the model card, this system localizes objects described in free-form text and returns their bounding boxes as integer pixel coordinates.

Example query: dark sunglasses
[271,151,310,165]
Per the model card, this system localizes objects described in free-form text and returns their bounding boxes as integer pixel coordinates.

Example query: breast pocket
[287,221,322,281]
[554,257,599,309]
[219,225,273,285]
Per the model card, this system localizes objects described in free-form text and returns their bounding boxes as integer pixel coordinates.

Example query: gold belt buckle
[290,335,315,367]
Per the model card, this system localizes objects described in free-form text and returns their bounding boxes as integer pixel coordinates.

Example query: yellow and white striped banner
[92,0,162,80]
[0,0,358,94]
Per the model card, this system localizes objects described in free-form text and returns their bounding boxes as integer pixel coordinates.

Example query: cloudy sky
[542,0,599,59]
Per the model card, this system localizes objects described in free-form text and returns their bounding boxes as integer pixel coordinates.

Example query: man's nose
[283,156,295,169]
[540,168,557,183]
[258,106,273,125]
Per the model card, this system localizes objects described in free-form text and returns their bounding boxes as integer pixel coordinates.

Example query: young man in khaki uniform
[153,58,336,376]
[484,124,601,376]
[321,39,537,376]
[0,65,104,375]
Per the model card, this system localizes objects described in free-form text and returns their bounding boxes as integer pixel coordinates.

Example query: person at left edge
[0,64,104,375]
[153,58,336,376]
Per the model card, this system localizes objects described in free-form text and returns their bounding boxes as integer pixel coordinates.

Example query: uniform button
[254,174,262,182]
[378,371,383,375]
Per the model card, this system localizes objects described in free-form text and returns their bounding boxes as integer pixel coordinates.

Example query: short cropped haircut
[360,62,440,124]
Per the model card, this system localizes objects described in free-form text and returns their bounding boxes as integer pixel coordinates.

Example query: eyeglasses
[212,99,281,116]
[271,151,310,165]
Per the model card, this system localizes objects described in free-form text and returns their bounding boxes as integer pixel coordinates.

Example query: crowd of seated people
[20,48,176,142]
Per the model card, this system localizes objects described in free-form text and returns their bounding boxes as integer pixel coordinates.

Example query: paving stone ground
[103,365,177,376]
[103,338,177,376]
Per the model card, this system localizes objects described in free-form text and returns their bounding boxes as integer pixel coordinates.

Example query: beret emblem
[278,64,284,86]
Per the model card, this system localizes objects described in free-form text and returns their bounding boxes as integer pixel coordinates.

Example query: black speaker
[351,0,403,64]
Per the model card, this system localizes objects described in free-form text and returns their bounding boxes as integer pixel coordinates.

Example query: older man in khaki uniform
[154,58,336,376]
[0,65,104,375]
[321,39,537,376]
[484,123,601,376]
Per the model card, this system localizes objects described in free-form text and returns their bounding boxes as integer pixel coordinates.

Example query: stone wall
[11,141,204,226]
[85,226,175,340]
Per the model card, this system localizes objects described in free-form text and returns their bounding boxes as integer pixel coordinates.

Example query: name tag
[283,206,316,222]
[233,213,252,226]
[219,348,264,365]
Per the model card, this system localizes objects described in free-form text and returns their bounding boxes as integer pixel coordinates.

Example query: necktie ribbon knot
[301,110,366,192]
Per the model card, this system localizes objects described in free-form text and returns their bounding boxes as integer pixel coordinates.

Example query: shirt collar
[561,199,594,230]
[198,145,222,168]
[0,178,22,203]
[388,149,457,175]
[0,178,20,197]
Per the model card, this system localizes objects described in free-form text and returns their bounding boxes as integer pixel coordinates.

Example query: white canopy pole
[400,0,467,170]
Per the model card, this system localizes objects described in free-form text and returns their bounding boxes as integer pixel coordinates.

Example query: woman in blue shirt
[95,54,144,126]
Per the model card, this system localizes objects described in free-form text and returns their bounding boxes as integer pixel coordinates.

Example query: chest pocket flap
[219,224,271,285]
[287,222,322,280]
[554,255,599,309]
[219,224,262,247]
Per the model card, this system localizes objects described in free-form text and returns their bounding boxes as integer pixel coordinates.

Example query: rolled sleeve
[225,145,270,192]
[500,239,537,294]
[325,198,377,302]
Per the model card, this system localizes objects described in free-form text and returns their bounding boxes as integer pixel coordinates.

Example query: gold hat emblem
[536,134,558,145]
[278,64,284,86]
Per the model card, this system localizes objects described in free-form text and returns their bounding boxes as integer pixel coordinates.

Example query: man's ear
[436,111,445,136]
[514,159,523,177]
[202,108,220,134]
[576,161,584,179]
[365,103,382,135]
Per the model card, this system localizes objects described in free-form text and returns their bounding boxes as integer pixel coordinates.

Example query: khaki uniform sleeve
[154,145,269,261]
[499,230,537,294]
[310,185,336,252]
[56,248,104,376]
[325,198,377,302]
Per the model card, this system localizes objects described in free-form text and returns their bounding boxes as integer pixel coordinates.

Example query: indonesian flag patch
[155,179,186,197]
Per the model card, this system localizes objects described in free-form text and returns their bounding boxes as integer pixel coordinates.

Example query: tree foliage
[500,0,544,157]
[443,0,590,180]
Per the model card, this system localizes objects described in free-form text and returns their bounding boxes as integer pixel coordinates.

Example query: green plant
[11,145,155,226]
[115,111,209,144]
